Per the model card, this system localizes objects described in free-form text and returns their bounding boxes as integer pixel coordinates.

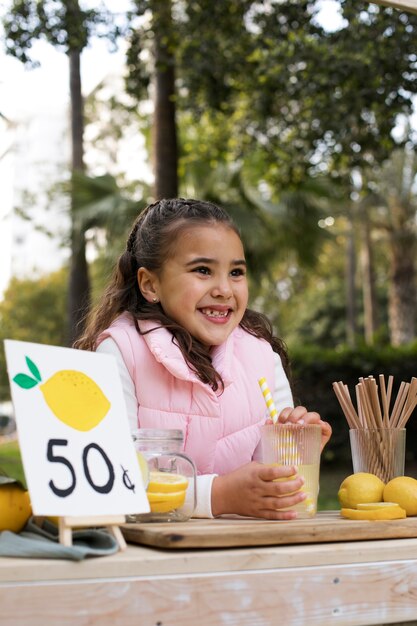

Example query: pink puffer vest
[97,313,275,475]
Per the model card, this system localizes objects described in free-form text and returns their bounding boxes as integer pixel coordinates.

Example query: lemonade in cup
[260,423,322,518]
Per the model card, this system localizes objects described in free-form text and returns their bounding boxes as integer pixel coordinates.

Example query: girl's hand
[211,462,307,519]
[274,406,332,451]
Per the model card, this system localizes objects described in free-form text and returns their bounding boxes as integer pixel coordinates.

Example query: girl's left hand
[273,406,332,451]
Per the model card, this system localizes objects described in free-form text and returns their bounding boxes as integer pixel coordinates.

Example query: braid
[126,223,139,253]
[126,201,160,253]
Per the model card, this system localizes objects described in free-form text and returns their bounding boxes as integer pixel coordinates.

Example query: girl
[75,198,331,519]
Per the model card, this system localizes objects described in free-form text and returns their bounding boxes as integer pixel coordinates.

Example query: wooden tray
[120,510,417,549]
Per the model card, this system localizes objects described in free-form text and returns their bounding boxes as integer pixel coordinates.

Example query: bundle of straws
[333,375,417,430]
[333,375,417,481]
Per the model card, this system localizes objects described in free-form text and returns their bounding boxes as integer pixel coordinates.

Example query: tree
[0,270,68,401]
[69,169,145,275]
[151,0,178,198]
[370,148,417,345]
[178,0,417,344]
[125,0,258,199]
[246,1,417,343]
[125,0,178,198]
[2,0,116,344]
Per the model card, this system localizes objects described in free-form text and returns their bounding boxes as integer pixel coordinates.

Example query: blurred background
[1,0,417,507]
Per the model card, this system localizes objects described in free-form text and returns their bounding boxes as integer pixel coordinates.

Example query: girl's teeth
[202,309,228,317]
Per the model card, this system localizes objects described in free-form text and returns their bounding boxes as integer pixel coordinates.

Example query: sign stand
[58,516,127,551]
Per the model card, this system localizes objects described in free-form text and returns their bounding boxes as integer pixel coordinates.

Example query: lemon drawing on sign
[13,356,111,431]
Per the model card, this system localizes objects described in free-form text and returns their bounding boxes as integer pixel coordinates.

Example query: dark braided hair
[75,198,291,391]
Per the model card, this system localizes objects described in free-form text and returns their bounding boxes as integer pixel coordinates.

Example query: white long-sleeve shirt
[97,337,293,517]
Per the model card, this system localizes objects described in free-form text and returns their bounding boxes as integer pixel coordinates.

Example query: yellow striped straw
[258,377,278,424]
[259,377,301,465]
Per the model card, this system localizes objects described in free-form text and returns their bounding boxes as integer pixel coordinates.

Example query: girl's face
[139,224,249,347]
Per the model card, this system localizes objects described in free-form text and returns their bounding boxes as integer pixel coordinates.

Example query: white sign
[4,339,150,517]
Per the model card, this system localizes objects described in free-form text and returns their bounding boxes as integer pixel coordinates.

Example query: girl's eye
[231,267,246,277]
[193,266,211,275]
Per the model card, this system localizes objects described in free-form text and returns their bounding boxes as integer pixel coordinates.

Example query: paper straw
[258,377,278,424]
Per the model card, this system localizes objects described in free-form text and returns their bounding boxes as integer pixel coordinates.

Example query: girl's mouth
[199,307,231,323]
[200,308,229,317]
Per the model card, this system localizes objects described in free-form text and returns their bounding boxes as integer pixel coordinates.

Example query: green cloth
[0,517,119,561]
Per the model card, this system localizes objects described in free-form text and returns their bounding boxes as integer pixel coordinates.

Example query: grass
[0,438,346,510]
[0,439,26,487]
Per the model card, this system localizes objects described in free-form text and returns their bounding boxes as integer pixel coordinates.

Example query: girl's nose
[211,278,233,298]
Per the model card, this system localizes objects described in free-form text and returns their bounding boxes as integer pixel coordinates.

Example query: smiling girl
[75,198,331,518]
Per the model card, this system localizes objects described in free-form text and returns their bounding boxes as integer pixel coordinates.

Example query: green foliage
[2,0,117,63]
[177,1,417,189]
[177,0,253,112]
[0,441,26,487]
[0,269,68,401]
[70,171,142,233]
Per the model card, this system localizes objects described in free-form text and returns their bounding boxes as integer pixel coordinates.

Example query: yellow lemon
[0,484,32,532]
[341,506,406,520]
[40,370,110,431]
[147,490,186,513]
[383,476,417,516]
[147,471,188,494]
[136,452,150,488]
[338,473,385,509]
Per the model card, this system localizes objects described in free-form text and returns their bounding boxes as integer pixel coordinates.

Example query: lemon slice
[147,471,188,493]
[136,452,150,488]
[357,502,400,510]
[147,490,186,513]
[341,506,406,520]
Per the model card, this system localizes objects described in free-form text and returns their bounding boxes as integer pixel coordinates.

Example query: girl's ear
[137,267,159,303]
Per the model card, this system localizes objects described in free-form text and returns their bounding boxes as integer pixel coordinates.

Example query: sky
[0,0,345,298]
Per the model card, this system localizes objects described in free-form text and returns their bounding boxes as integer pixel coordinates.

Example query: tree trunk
[151,0,178,200]
[360,209,378,345]
[345,211,357,347]
[388,225,416,346]
[67,46,90,345]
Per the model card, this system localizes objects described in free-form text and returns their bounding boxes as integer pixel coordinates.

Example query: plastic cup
[349,428,406,483]
[260,423,322,518]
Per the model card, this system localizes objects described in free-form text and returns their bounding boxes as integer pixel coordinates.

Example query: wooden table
[2,512,417,626]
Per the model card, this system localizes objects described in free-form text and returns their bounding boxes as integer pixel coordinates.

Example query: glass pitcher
[132,428,196,522]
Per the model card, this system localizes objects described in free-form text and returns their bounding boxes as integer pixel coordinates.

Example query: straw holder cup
[349,428,406,484]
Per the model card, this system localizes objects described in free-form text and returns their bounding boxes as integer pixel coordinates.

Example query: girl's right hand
[211,462,307,519]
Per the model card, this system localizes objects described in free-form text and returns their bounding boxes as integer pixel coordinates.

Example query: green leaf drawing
[25,356,42,382]
[13,373,39,389]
